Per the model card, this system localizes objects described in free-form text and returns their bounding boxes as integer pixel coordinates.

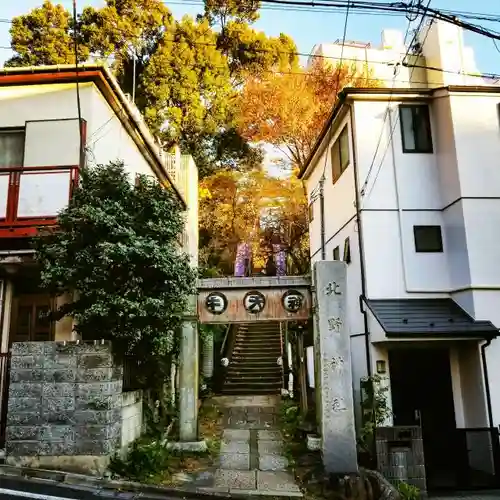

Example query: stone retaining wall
[5,341,124,474]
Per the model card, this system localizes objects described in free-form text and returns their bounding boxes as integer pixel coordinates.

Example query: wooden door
[10,294,54,343]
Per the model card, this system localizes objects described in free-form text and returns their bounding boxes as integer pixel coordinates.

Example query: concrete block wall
[5,341,124,474]
[121,390,143,449]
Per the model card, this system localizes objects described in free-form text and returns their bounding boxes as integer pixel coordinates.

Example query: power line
[361,1,428,196]
[72,0,84,169]
[363,1,436,198]
[317,0,352,260]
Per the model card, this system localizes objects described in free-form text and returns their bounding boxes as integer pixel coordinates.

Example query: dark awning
[364,298,498,339]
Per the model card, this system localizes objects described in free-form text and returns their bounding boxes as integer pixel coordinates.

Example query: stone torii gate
[177,262,358,474]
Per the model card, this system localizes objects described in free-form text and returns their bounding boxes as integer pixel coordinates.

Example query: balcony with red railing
[0,165,79,238]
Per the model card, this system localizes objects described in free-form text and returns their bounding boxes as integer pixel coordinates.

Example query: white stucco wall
[86,86,154,178]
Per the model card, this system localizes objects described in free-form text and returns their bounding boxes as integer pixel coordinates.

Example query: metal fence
[122,356,142,392]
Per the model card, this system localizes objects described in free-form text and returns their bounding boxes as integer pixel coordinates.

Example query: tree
[259,169,310,274]
[6,0,89,66]
[217,22,297,79]
[141,17,235,154]
[79,0,174,98]
[199,168,309,275]
[35,162,196,382]
[202,0,261,28]
[236,60,382,170]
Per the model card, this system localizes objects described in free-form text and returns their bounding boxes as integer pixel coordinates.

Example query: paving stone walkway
[211,395,302,497]
[430,493,500,499]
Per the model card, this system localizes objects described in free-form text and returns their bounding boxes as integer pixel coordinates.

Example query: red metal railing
[0,165,79,237]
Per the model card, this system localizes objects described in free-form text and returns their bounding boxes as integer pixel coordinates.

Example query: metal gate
[454,428,500,490]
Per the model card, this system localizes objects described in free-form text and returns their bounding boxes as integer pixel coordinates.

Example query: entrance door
[389,348,457,491]
[10,294,53,343]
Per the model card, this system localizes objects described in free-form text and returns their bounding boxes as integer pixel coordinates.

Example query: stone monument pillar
[313,260,358,474]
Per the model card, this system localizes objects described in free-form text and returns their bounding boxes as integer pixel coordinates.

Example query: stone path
[211,395,302,497]
[430,493,500,499]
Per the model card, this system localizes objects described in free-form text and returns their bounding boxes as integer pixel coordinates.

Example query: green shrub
[397,481,420,500]
[110,439,172,482]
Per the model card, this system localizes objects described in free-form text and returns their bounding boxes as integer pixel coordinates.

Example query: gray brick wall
[6,341,123,459]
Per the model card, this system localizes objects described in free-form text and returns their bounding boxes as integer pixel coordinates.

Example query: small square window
[0,129,25,169]
[308,202,314,222]
[331,126,349,183]
[399,105,433,153]
[413,225,443,253]
[343,237,351,264]
[333,246,340,261]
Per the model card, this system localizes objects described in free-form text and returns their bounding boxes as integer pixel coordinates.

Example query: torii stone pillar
[174,295,206,451]
[313,260,358,474]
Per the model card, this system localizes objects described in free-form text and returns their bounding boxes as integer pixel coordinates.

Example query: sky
[1,0,500,74]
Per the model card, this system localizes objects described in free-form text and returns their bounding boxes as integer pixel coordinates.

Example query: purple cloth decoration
[235,242,251,276]
[273,244,287,276]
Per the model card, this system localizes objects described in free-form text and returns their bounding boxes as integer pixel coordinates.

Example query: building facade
[301,20,500,491]
[0,65,198,457]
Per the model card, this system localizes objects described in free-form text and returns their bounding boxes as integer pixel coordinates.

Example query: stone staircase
[222,322,283,395]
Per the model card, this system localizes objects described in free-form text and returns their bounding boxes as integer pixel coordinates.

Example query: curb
[0,464,233,499]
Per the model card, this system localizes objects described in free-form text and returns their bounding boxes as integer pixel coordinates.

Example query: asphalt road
[0,476,146,500]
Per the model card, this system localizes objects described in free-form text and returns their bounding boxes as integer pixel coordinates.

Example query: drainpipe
[319,176,326,260]
[349,105,372,378]
[388,107,411,294]
[481,338,495,429]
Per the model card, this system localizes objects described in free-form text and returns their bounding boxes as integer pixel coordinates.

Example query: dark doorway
[389,347,457,491]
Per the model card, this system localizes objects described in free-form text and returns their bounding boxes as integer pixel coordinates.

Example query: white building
[300,20,500,491]
[0,63,198,361]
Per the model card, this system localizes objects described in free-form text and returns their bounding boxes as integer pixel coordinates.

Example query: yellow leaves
[199,187,212,200]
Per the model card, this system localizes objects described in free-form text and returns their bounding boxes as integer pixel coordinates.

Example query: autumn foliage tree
[199,168,309,276]
[237,60,382,170]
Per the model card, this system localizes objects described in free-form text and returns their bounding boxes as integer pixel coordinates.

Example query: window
[413,225,443,253]
[333,246,340,261]
[308,202,314,222]
[343,237,351,264]
[399,105,433,153]
[331,125,349,183]
[0,129,24,169]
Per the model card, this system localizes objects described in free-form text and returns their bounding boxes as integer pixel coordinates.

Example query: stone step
[227,366,281,374]
[229,358,281,365]
[234,337,280,342]
[226,374,281,381]
[231,358,279,365]
[234,345,279,351]
[237,334,281,340]
[224,381,282,391]
[233,347,281,354]
[241,331,281,336]
[221,388,281,396]
[232,349,280,356]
